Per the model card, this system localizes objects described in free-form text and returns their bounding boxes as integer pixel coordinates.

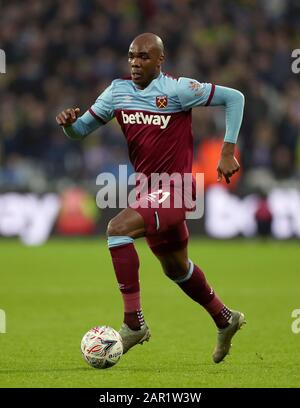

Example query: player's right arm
[56,108,102,140]
[56,83,115,140]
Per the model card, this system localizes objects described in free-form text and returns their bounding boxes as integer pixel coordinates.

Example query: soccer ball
[81,325,123,369]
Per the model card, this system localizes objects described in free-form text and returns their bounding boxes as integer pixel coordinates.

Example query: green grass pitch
[0,238,299,388]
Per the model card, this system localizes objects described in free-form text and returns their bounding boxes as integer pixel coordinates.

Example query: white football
[81,325,123,369]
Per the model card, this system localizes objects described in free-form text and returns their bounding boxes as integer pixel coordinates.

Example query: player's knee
[163,266,176,279]
[106,218,130,237]
[162,260,189,280]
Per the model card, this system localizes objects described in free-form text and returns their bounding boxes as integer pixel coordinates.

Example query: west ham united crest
[156,95,168,109]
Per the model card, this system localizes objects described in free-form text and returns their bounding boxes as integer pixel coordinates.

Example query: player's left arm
[176,79,245,184]
[210,86,245,184]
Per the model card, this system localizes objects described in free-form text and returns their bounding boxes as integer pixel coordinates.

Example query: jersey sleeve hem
[88,108,107,124]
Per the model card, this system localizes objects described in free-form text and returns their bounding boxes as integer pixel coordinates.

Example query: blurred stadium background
[1,0,300,245]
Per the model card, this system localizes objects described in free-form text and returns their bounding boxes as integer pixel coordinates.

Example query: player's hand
[56,108,80,126]
[217,142,240,184]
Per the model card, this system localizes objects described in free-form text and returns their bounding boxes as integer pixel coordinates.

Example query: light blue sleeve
[210,86,245,144]
[63,84,115,140]
[63,111,101,140]
[176,77,214,110]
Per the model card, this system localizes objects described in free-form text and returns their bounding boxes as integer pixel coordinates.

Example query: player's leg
[108,186,186,332]
[106,189,184,354]
[147,222,245,363]
[107,208,150,353]
[148,225,234,328]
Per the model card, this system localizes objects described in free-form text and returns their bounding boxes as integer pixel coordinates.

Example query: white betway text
[121,110,171,129]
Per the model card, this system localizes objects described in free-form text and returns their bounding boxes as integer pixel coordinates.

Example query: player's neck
[135,71,161,90]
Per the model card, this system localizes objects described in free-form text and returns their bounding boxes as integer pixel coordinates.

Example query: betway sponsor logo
[121,110,171,129]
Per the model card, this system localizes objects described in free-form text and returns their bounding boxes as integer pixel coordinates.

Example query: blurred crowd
[0,0,300,192]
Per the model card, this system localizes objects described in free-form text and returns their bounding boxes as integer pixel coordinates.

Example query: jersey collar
[133,72,163,93]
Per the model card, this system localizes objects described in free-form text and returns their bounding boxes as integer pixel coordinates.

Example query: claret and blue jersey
[87,73,214,177]
[89,72,214,122]
[64,72,244,177]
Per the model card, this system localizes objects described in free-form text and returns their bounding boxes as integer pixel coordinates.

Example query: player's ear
[158,53,165,67]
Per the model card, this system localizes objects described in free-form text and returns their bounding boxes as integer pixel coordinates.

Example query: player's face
[128,42,163,89]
